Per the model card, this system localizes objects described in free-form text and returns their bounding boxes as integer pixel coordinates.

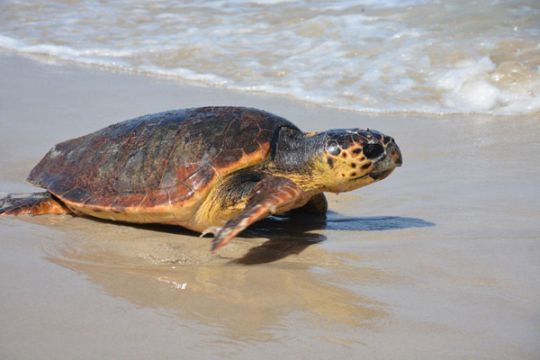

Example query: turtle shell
[28,107,299,214]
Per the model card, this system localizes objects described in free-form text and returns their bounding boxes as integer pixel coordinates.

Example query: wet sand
[1,54,539,359]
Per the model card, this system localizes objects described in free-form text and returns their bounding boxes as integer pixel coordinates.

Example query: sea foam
[0,0,538,116]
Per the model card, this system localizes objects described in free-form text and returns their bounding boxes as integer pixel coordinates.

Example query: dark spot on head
[341,173,345,177]
[352,148,362,155]
[326,156,334,168]
[360,156,366,161]
[362,163,371,170]
[341,152,348,158]
[350,163,356,168]
[351,172,357,177]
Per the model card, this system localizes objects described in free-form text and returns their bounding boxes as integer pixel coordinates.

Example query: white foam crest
[0,34,154,59]
[433,57,500,112]
[431,57,540,114]
[138,65,230,86]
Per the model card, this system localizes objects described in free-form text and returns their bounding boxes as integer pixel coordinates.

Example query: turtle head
[313,128,402,192]
[272,127,401,193]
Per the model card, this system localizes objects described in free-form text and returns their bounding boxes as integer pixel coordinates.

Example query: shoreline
[2,48,532,120]
[1,53,539,359]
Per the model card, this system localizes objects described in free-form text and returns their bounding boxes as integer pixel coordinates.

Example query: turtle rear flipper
[293,193,328,216]
[0,192,71,216]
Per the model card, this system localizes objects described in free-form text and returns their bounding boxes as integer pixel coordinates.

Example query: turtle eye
[326,141,340,156]
[364,143,385,159]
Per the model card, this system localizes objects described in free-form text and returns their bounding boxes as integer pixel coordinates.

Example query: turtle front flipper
[211,176,306,253]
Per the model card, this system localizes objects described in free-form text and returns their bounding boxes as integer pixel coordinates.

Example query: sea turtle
[0,107,402,252]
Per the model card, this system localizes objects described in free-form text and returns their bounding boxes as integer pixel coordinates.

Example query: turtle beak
[388,140,403,167]
[369,139,402,181]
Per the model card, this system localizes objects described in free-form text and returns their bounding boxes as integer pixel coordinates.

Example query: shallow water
[1,0,539,115]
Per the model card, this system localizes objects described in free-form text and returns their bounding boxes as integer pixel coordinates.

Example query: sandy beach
[1,53,539,359]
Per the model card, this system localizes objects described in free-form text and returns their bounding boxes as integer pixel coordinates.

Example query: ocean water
[0,0,539,115]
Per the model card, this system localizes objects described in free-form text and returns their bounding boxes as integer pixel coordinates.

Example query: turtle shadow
[229,214,327,265]
[82,212,434,265]
[229,212,435,265]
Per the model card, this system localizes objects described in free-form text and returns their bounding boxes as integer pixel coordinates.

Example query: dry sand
[1,54,539,359]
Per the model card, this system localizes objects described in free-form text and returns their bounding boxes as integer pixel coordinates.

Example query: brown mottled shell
[28,107,299,211]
